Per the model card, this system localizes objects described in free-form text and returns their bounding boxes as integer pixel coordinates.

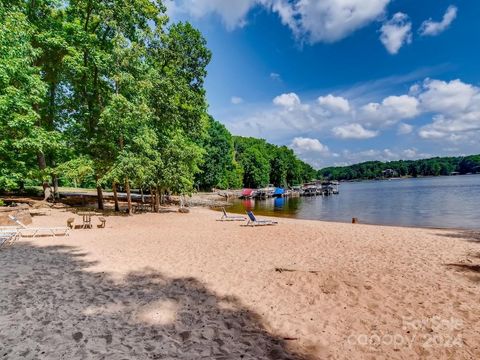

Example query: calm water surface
[227,175,480,229]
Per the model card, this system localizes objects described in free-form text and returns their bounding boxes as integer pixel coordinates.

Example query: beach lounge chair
[245,211,278,226]
[8,215,70,238]
[0,228,19,248]
[219,207,246,221]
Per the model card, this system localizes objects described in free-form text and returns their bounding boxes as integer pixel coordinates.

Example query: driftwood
[275,267,320,275]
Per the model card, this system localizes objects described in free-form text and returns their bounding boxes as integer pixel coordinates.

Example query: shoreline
[220,205,480,232]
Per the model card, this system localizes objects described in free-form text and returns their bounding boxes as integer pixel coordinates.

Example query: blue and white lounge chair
[219,207,246,221]
[246,211,278,226]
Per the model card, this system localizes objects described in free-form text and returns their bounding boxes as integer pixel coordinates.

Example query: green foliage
[0,4,46,190]
[55,156,95,188]
[196,117,242,190]
[233,136,314,188]
[0,0,321,197]
[318,155,480,180]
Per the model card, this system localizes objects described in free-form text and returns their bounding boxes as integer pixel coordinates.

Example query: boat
[289,186,302,197]
[302,183,318,196]
[321,181,340,195]
[255,185,275,199]
[241,188,256,199]
[273,187,285,198]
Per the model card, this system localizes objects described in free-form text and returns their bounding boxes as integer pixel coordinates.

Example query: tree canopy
[0,0,315,208]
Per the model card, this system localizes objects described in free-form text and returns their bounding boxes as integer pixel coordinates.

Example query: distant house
[382,169,397,178]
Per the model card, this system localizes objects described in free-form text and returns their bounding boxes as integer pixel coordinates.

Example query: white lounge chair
[8,215,70,238]
[245,211,278,226]
[0,228,19,247]
[219,207,246,221]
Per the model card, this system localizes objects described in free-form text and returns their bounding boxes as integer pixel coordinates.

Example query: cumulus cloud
[418,79,480,141]
[273,92,302,108]
[274,0,391,43]
[332,123,379,139]
[419,5,458,36]
[169,0,264,29]
[397,122,414,135]
[225,77,480,167]
[231,96,244,105]
[419,79,477,114]
[318,94,350,113]
[171,0,392,43]
[379,12,412,54]
[290,137,329,155]
[360,95,419,126]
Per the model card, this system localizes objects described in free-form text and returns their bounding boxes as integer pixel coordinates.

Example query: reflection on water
[226,175,480,229]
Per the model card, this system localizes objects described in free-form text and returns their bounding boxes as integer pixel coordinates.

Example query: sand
[0,207,479,359]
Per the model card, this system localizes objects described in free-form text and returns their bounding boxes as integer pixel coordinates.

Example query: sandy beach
[1,207,479,359]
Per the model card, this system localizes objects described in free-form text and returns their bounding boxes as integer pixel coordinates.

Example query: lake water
[227,175,480,229]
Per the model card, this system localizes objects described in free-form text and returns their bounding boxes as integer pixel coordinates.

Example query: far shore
[1,206,479,359]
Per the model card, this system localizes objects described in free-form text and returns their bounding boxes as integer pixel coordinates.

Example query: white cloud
[419,5,458,36]
[318,94,350,113]
[290,137,329,155]
[290,137,333,168]
[231,96,244,105]
[360,95,419,126]
[223,76,480,167]
[332,123,379,139]
[273,92,302,108]
[270,72,281,81]
[379,12,412,54]
[174,0,264,29]
[418,79,480,142]
[274,0,391,43]
[419,79,477,115]
[171,0,392,43]
[397,122,413,135]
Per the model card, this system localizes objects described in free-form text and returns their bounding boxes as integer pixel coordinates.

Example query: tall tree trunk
[51,159,58,200]
[150,187,156,212]
[96,185,104,210]
[155,186,161,213]
[37,152,47,170]
[112,182,120,212]
[125,178,132,215]
[51,174,59,201]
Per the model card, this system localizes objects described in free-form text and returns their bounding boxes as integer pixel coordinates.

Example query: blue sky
[167,0,480,168]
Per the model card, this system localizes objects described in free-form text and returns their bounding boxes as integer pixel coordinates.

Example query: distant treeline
[318,155,480,181]
[196,118,316,190]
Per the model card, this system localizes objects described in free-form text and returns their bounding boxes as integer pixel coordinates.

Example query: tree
[0,4,47,190]
[239,147,270,188]
[197,117,241,190]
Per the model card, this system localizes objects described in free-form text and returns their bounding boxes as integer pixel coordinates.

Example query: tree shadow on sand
[437,231,480,283]
[435,230,480,243]
[0,243,313,359]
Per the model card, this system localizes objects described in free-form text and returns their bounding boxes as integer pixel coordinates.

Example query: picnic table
[77,212,97,229]
[76,212,106,229]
